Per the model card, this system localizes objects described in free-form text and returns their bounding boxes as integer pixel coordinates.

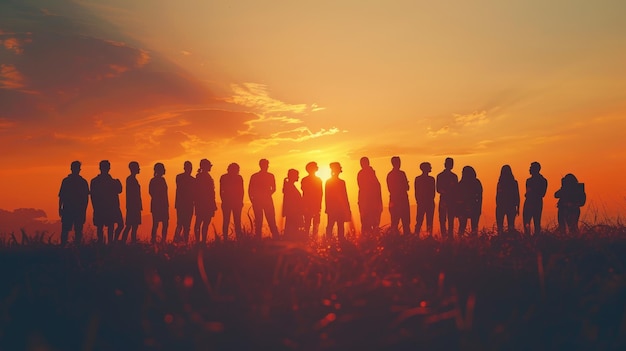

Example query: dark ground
[1,227,626,351]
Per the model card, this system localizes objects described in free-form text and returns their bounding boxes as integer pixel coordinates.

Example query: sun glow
[316,165,332,183]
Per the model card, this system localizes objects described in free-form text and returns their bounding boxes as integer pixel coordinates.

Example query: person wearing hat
[325,162,351,240]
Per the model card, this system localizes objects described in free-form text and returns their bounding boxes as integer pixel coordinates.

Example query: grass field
[1,226,626,350]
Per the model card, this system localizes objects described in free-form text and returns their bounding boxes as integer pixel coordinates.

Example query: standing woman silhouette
[495,165,520,234]
[457,166,483,237]
[282,169,304,240]
[149,163,169,243]
[194,159,217,243]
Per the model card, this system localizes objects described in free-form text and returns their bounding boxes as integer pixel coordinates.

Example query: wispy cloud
[0,64,26,90]
[427,110,489,137]
[249,127,341,151]
[227,83,320,115]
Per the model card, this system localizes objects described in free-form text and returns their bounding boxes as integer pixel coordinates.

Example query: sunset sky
[1,0,625,236]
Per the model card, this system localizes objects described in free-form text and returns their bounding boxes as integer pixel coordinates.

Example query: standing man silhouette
[357,157,382,236]
[120,161,142,243]
[386,156,411,235]
[414,162,435,237]
[194,159,217,243]
[325,162,351,240]
[301,162,323,238]
[90,160,123,244]
[59,161,89,245]
[436,157,458,240]
[174,161,195,243]
[523,161,548,236]
[220,163,244,240]
[248,159,280,239]
[149,163,169,243]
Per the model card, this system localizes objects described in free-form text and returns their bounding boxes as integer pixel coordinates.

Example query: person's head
[305,161,318,175]
[154,162,165,177]
[199,159,213,173]
[128,161,140,175]
[461,165,476,180]
[99,160,111,174]
[419,162,431,174]
[183,161,192,174]
[530,161,541,175]
[360,157,370,169]
[259,159,269,171]
[227,163,240,174]
[562,173,578,187]
[287,169,299,182]
[444,157,454,170]
[329,162,342,176]
[70,160,81,175]
[499,165,513,181]
[391,156,401,169]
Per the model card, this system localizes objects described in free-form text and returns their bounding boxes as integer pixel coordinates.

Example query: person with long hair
[457,166,483,237]
[496,165,520,234]
[282,169,304,240]
[194,159,217,243]
[555,173,586,234]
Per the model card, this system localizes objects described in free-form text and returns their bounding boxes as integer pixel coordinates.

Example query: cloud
[426,110,489,138]
[454,110,488,126]
[249,126,341,151]
[0,30,32,55]
[0,64,26,89]
[227,83,319,115]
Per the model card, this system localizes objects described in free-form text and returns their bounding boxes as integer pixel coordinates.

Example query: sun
[317,165,332,182]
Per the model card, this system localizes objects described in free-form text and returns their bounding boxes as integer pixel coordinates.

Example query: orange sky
[1,0,625,236]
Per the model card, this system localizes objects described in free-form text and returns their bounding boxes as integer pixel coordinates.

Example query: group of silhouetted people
[58,157,586,245]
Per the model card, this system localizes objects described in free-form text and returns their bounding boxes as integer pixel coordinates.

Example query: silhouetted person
[357,157,382,236]
[90,160,123,244]
[301,162,323,238]
[457,166,483,236]
[194,159,217,243]
[174,161,195,243]
[437,157,458,239]
[58,160,89,245]
[387,156,411,235]
[414,162,435,237]
[120,161,142,244]
[249,159,280,239]
[220,163,244,240]
[523,162,548,236]
[325,162,351,240]
[496,165,520,234]
[149,163,169,243]
[555,173,586,235]
[283,169,304,240]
